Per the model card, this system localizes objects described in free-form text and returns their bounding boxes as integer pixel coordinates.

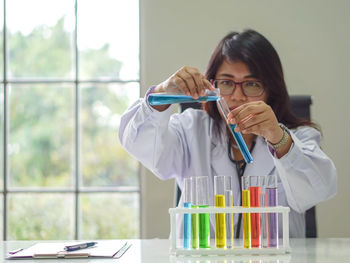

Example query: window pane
[78,0,139,80]
[80,193,139,239]
[0,195,2,239]
[0,0,3,79]
[9,84,74,187]
[8,193,74,240]
[0,84,3,191]
[81,82,139,187]
[7,0,75,79]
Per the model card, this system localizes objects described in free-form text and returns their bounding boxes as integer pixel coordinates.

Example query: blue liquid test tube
[216,96,253,163]
[148,90,219,106]
[183,177,192,249]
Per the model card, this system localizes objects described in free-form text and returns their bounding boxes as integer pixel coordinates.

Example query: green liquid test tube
[199,205,210,248]
[191,177,199,249]
[196,176,210,248]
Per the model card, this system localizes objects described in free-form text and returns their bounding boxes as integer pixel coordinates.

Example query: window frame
[1,0,141,240]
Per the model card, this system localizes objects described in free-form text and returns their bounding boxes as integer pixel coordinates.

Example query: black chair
[289,95,317,238]
[175,95,317,237]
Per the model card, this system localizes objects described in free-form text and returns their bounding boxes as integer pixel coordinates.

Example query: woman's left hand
[227,101,283,144]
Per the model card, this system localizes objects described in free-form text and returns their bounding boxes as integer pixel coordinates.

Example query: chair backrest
[289,95,317,238]
[176,95,317,237]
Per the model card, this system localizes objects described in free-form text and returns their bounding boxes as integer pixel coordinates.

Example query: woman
[118,29,337,238]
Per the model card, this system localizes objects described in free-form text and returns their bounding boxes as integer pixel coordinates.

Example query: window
[1,0,140,240]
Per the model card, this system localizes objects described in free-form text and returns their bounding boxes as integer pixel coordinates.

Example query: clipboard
[6,240,131,259]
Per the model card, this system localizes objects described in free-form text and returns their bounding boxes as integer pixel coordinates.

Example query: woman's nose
[229,84,247,101]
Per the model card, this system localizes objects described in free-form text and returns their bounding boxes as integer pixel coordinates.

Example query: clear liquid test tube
[214,175,226,248]
[248,175,263,248]
[265,175,278,248]
[260,176,268,248]
[183,177,192,249]
[196,176,210,248]
[191,177,199,249]
[225,176,234,248]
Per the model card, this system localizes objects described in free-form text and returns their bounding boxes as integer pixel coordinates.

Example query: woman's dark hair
[203,29,317,132]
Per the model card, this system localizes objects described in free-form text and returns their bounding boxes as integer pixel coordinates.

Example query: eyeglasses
[211,79,265,97]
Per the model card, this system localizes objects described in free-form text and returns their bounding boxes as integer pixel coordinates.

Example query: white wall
[139,0,350,238]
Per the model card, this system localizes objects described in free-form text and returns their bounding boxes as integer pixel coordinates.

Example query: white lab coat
[118,95,337,238]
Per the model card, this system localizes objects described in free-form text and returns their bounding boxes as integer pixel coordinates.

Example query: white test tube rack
[169,206,291,256]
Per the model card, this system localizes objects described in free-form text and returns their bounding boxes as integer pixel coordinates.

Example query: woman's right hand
[154,66,214,99]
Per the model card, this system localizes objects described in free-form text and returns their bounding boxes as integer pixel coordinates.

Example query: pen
[114,242,132,259]
[64,242,97,252]
[8,248,24,255]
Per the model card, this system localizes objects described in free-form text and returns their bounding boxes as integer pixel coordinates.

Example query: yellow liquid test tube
[242,189,251,248]
[215,194,226,248]
[191,205,199,249]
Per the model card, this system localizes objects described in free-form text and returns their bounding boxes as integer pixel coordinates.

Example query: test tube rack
[169,206,290,256]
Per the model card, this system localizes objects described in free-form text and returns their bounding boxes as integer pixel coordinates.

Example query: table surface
[1,238,350,262]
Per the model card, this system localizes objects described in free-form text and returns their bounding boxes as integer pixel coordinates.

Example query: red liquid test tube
[249,186,261,248]
[248,176,264,248]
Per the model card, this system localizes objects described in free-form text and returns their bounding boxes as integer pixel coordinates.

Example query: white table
[1,238,350,262]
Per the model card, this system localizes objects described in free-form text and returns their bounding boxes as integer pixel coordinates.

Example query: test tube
[214,175,226,248]
[216,96,253,163]
[196,176,210,248]
[260,176,268,248]
[225,176,234,248]
[248,176,263,248]
[191,177,199,249]
[148,89,219,105]
[241,176,251,248]
[265,175,278,248]
[183,177,192,249]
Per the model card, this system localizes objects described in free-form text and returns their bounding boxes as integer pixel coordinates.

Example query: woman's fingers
[203,79,215,91]
[177,70,197,98]
[227,101,281,141]
[234,111,270,133]
[228,101,267,124]
[172,66,211,98]
[185,67,206,97]
[161,66,215,98]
